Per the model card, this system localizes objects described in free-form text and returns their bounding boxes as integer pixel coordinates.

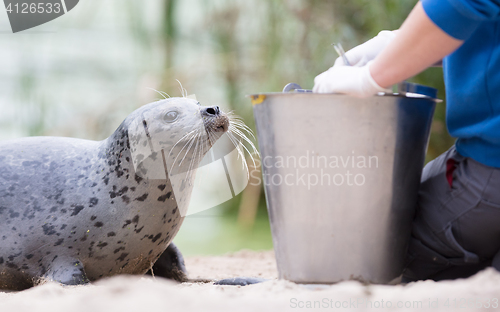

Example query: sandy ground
[1,250,500,312]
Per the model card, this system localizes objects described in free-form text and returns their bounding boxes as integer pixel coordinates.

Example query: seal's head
[127,97,229,179]
[122,97,231,217]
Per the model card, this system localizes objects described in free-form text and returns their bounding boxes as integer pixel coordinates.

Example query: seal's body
[0,98,228,290]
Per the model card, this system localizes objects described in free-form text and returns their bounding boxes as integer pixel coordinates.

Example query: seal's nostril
[204,106,221,116]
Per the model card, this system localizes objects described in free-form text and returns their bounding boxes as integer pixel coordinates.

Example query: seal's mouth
[215,125,227,132]
[214,121,228,133]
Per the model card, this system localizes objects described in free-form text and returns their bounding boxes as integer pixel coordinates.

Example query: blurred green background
[0,0,455,256]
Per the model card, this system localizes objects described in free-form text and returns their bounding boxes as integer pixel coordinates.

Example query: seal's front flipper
[149,243,188,282]
[44,258,89,285]
[214,277,268,286]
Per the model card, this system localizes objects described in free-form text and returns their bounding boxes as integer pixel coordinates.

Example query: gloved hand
[334,30,397,67]
[313,61,390,97]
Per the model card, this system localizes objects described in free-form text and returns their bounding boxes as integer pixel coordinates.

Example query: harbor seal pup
[0,97,229,290]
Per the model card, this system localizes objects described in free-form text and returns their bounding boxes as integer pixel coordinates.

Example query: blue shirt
[421,0,500,168]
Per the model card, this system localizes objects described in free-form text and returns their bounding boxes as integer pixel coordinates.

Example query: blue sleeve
[421,0,500,40]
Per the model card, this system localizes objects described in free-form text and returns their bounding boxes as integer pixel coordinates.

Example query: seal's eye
[163,111,179,123]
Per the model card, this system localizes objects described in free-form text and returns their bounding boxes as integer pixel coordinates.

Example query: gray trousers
[403,146,500,281]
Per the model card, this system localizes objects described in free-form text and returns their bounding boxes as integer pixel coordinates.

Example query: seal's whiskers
[205,125,219,148]
[194,124,206,169]
[175,79,188,98]
[168,129,198,158]
[170,130,199,173]
[147,87,171,100]
[225,113,259,177]
[226,113,255,138]
[187,128,203,176]
[179,131,200,169]
[226,132,248,172]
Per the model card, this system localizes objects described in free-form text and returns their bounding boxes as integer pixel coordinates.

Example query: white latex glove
[334,30,397,67]
[313,61,390,97]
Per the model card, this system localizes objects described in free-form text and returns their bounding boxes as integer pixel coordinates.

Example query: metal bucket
[250,84,437,284]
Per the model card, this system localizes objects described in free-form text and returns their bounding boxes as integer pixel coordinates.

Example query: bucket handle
[282,81,438,99]
[282,83,312,93]
[394,82,438,99]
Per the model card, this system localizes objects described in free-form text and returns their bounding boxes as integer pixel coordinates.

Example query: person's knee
[402,237,451,281]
